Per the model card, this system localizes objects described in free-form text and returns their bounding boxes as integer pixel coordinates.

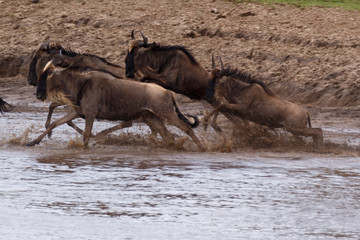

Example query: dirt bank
[0,0,359,108]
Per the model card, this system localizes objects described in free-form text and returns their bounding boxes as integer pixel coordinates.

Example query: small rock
[183,30,199,38]
[29,0,39,3]
[240,11,256,17]
[211,8,218,14]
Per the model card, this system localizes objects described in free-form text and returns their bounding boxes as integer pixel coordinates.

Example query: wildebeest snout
[36,85,46,101]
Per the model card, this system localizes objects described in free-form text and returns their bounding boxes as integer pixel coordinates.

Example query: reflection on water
[0,111,360,239]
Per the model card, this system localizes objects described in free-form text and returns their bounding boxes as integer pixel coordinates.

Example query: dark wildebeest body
[125,31,210,100]
[125,32,246,131]
[27,62,205,150]
[28,40,132,137]
[0,97,12,114]
[204,65,323,147]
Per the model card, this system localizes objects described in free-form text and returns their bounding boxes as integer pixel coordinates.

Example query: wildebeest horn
[131,29,135,40]
[43,60,54,73]
[59,49,63,57]
[140,31,148,45]
[212,54,215,70]
[220,57,224,70]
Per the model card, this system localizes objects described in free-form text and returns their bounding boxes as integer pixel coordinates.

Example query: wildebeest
[0,97,12,114]
[125,31,210,100]
[203,59,323,147]
[125,31,246,132]
[28,40,125,136]
[28,39,124,86]
[26,61,205,151]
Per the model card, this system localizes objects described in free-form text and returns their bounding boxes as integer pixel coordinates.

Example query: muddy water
[1,110,360,239]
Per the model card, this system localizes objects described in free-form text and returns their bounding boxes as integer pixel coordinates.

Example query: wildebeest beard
[28,54,40,86]
[36,69,48,101]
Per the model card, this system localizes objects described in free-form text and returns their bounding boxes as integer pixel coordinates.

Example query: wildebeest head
[28,39,111,86]
[28,39,52,86]
[125,30,149,78]
[28,39,74,86]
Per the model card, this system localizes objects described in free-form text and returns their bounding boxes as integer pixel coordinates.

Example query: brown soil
[1,0,360,106]
[0,0,359,152]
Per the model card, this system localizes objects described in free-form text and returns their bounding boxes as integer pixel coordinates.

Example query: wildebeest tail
[307,112,312,128]
[171,93,199,128]
[0,97,12,114]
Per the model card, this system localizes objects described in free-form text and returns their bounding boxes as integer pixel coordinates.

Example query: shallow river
[1,110,360,239]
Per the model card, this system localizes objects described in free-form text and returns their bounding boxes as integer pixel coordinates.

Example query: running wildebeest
[42,51,194,141]
[26,61,205,150]
[125,31,210,100]
[0,97,12,114]
[203,58,323,147]
[125,31,245,130]
[28,40,126,136]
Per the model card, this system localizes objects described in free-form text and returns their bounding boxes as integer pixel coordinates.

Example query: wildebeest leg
[83,114,96,147]
[204,103,248,131]
[46,102,62,138]
[143,114,175,145]
[65,121,95,138]
[287,127,323,147]
[45,102,62,129]
[164,113,205,151]
[27,111,80,146]
[209,111,222,132]
[46,102,94,138]
[95,121,133,138]
[203,106,221,131]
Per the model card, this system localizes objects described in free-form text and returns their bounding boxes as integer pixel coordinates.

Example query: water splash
[0,125,34,146]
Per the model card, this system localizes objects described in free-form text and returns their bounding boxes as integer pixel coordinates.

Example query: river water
[1,109,360,239]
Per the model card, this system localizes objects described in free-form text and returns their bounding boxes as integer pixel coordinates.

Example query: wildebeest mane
[149,43,199,65]
[220,67,275,96]
[64,64,123,79]
[49,44,121,67]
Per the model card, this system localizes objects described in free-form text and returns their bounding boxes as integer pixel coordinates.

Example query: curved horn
[140,31,148,45]
[212,54,215,70]
[220,57,225,70]
[131,29,135,40]
[43,60,54,73]
[59,49,63,57]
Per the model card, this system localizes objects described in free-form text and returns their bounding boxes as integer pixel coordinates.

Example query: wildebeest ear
[40,38,50,50]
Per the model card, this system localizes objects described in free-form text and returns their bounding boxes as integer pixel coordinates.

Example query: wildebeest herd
[2,30,324,150]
